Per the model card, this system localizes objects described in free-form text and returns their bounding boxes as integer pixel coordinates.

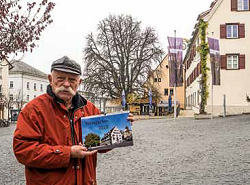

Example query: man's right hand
[70,143,97,158]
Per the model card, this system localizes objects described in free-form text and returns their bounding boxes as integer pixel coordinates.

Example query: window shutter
[193,44,196,57]
[220,24,226,39]
[231,0,237,11]
[239,24,245,38]
[190,48,194,60]
[197,63,200,75]
[239,54,245,69]
[220,55,227,69]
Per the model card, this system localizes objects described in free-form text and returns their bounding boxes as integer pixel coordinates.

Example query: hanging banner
[122,90,126,109]
[168,95,172,112]
[207,37,221,85]
[167,37,183,87]
[148,88,152,109]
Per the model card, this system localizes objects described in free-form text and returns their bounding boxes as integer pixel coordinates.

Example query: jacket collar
[46,85,87,110]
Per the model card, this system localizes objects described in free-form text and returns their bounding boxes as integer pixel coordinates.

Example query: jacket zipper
[68,115,77,185]
[68,105,85,185]
[69,118,75,145]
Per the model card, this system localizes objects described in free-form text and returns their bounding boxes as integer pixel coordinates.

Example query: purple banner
[207,37,220,85]
[122,90,126,109]
[167,37,183,87]
[148,88,152,109]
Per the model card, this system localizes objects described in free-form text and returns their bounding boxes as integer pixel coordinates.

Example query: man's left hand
[127,113,135,125]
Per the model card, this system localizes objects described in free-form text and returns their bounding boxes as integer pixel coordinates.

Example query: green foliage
[84,133,100,147]
[197,19,209,114]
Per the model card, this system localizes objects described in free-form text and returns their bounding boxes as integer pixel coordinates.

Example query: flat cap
[51,56,81,75]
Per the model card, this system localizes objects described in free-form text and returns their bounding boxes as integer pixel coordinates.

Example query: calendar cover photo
[81,111,133,151]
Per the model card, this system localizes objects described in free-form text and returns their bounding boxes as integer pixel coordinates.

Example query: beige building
[147,55,185,115]
[0,59,11,119]
[184,0,250,116]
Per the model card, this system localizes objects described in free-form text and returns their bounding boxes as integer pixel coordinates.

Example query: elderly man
[13,56,134,185]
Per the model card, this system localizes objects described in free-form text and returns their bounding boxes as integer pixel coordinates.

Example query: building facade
[184,0,250,116]
[146,55,185,115]
[100,126,123,145]
[0,59,11,119]
[9,61,49,112]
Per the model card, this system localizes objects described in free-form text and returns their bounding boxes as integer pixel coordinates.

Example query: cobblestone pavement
[0,124,25,185]
[1,115,250,185]
[96,115,250,185]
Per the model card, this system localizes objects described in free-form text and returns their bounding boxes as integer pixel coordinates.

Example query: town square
[1,0,250,184]
[1,114,250,184]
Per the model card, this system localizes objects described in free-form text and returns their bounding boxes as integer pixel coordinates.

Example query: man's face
[48,70,82,102]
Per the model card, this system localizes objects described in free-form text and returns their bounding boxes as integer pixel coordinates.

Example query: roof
[184,0,219,62]
[196,0,218,21]
[9,61,47,79]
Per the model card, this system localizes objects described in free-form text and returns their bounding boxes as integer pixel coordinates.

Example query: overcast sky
[23,0,213,74]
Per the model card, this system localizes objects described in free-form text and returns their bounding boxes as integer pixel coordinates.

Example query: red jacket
[13,87,101,185]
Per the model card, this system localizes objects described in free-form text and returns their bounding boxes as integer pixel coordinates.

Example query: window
[154,78,161,82]
[34,95,36,99]
[164,88,168,96]
[197,91,200,105]
[27,82,30,89]
[34,83,37,91]
[27,95,30,101]
[220,23,245,39]
[40,84,43,92]
[9,94,13,101]
[221,54,245,70]
[238,0,249,10]
[226,24,238,38]
[227,55,238,69]
[194,92,196,105]
[170,89,173,95]
[10,81,13,88]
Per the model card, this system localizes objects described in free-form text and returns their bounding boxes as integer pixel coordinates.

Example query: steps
[179,109,194,118]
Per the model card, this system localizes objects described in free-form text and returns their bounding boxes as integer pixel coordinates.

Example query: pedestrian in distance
[13,56,135,185]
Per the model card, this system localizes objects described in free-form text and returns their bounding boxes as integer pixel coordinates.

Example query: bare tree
[13,89,26,110]
[0,91,14,120]
[0,0,55,62]
[0,89,25,120]
[83,14,164,100]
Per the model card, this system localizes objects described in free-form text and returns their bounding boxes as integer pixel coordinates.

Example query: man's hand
[70,143,97,158]
[127,113,135,125]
